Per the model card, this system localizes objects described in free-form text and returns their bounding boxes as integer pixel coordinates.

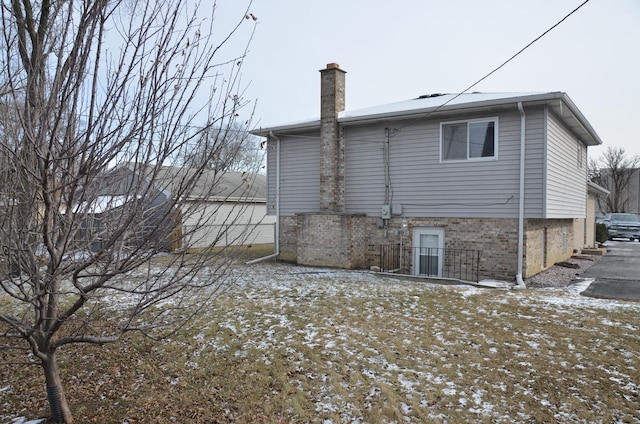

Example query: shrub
[595,223,609,243]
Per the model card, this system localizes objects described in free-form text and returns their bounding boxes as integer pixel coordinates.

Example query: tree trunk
[42,352,73,423]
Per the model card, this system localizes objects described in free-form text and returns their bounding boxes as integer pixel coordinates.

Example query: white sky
[218,0,640,159]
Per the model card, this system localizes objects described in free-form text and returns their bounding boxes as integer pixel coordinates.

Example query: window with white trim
[441,118,497,161]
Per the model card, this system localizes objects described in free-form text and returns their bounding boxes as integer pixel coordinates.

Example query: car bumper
[609,228,640,238]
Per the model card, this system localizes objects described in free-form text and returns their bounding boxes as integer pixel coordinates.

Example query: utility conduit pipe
[515,102,526,289]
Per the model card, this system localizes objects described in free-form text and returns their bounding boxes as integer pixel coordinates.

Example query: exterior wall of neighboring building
[181,201,274,249]
[623,169,640,214]
[594,168,640,215]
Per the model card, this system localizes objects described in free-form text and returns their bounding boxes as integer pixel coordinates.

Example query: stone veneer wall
[277,215,578,281]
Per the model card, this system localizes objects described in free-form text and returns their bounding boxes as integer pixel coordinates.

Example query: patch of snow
[526,341,540,350]
[477,279,512,289]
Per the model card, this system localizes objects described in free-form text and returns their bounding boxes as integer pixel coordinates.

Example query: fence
[380,244,481,282]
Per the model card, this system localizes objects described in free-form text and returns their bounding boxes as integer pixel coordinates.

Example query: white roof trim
[252,91,602,146]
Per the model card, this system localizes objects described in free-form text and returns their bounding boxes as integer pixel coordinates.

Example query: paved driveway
[581,239,640,301]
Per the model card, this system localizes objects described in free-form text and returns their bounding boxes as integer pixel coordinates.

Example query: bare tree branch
[589,146,640,213]
[0,1,259,422]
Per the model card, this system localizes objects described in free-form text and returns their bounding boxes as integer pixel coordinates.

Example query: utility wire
[393,0,591,135]
[455,0,590,103]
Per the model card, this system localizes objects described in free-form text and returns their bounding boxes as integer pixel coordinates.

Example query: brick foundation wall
[524,219,576,276]
[373,217,520,281]
[277,215,577,281]
[278,216,300,263]
[296,213,366,268]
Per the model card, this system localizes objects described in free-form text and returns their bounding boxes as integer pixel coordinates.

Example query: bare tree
[181,121,265,173]
[588,146,640,213]
[0,1,258,422]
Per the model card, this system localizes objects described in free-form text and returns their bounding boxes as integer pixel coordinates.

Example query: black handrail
[379,244,481,282]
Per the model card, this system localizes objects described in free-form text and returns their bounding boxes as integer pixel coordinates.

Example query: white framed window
[440,117,498,161]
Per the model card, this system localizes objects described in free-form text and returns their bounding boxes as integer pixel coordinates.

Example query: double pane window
[441,119,497,161]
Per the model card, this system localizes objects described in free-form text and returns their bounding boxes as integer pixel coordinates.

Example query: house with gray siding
[253,63,602,283]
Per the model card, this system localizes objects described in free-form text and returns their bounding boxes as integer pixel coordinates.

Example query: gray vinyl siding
[344,109,547,218]
[523,107,546,218]
[545,110,587,218]
[266,132,320,216]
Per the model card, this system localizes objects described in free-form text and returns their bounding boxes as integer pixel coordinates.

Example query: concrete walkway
[580,240,640,301]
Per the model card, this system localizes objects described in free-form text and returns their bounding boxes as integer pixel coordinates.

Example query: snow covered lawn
[2,261,639,423]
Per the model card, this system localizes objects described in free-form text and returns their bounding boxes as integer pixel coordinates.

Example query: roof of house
[253,91,602,147]
[120,164,267,202]
[158,167,266,202]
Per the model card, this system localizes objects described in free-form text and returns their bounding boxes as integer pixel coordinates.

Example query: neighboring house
[621,169,640,214]
[252,63,603,283]
[592,167,640,215]
[78,164,274,253]
[176,170,274,252]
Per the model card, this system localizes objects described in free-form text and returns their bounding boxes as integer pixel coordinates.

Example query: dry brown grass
[1,262,639,423]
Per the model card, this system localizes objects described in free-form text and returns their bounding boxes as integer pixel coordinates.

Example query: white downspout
[515,102,526,289]
[246,132,280,264]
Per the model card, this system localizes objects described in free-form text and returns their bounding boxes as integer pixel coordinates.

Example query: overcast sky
[220,0,639,160]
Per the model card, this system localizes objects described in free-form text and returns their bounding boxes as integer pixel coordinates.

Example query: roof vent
[418,93,444,99]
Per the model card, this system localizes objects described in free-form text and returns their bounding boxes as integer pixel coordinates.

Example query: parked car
[604,213,640,241]
[595,215,608,225]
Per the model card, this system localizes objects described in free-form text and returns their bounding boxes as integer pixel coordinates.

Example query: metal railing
[379,244,481,282]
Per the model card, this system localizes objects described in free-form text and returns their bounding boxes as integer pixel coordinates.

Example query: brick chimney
[319,63,346,212]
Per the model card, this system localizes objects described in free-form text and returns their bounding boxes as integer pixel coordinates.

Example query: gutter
[246,132,280,264]
[514,102,526,289]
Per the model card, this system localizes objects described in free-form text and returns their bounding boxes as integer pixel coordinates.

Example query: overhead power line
[394,0,591,134]
[456,0,591,100]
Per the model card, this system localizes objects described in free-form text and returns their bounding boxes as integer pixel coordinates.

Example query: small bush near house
[595,223,609,243]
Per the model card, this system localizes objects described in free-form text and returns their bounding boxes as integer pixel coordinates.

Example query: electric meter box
[381,204,391,219]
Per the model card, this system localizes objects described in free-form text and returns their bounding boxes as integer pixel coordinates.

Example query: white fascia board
[252,92,601,147]
[251,120,321,137]
[337,92,563,125]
